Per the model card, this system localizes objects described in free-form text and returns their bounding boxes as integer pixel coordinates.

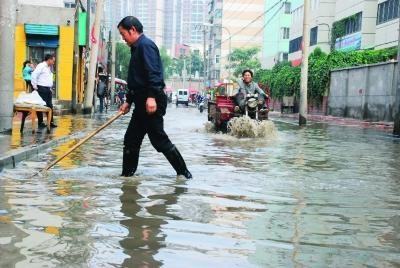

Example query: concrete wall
[18,0,65,8]
[17,4,74,26]
[328,61,398,121]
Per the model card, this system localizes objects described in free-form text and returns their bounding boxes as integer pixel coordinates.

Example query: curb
[0,132,85,172]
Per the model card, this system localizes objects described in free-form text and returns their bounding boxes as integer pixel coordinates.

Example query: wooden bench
[14,104,52,133]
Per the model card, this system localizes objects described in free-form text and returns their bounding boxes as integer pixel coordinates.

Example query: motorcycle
[235,93,268,120]
[199,98,205,113]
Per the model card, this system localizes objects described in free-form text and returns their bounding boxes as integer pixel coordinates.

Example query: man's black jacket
[126,34,165,104]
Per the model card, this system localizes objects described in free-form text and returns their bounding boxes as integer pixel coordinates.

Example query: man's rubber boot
[121,147,140,177]
[163,146,192,179]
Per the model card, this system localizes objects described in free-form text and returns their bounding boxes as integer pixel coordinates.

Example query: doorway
[28,47,57,98]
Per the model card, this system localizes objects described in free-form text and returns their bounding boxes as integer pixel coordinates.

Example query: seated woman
[234,69,268,112]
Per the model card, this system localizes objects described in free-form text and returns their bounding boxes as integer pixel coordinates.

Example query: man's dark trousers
[37,85,54,124]
[124,92,173,156]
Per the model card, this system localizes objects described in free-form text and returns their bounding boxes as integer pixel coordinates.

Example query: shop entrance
[28,47,57,98]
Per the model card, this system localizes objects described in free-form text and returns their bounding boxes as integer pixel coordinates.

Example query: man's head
[118,16,143,46]
[242,69,253,84]
[44,54,56,66]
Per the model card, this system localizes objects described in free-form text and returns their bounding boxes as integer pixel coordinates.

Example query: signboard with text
[335,32,362,52]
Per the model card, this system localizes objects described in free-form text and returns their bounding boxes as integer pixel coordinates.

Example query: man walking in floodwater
[117,16,192,179]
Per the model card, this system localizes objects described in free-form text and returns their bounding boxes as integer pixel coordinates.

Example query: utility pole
[203,27,207,87]
[393,4,400,135]
[83,0,103,114]
[71,0,80,113]
[110,31,116,104]
[299,0,310,126]
[107,30,111,92]
[0,0,17,133]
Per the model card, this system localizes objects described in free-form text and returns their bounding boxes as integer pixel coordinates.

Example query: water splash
[227,117,277,138]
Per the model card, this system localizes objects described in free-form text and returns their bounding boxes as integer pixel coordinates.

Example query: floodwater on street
[1,105,400,267]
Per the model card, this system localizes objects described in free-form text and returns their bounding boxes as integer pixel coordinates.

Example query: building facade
[207,0,266,84]
[14,3,75,103]
[375,0,399,49]
[288,0,335,66]
[262,0,292,69]
[288,0,398,66]
[131,0,165,45]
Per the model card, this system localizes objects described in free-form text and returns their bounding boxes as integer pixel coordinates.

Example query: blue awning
[25,24,59,35]
[26,35,59,48]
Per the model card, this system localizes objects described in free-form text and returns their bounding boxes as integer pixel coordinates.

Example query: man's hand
[119,102,131,114]
[146,97,157,114]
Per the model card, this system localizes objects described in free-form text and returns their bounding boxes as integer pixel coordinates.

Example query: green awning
[24,24,59,36]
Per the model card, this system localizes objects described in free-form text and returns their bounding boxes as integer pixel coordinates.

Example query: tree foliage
[227,47,262,77]
[160,47,172,79]
[256,47,397,101]
[115,42,130,81]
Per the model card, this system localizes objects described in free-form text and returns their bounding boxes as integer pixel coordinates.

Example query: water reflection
[119,179,186,267]
[1,107,400,267]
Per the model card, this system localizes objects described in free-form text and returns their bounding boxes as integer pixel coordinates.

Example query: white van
[176,89,189,106]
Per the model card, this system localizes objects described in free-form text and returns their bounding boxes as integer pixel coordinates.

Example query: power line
[223,0,257,23]
[217,2,285,62]
[220,0,285,46]
[210,0,285,51]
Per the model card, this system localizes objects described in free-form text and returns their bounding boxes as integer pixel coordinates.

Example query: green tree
[227,47,262,77]
[190,51,204,77]
[116,42,130,81]
[160,47,172,79]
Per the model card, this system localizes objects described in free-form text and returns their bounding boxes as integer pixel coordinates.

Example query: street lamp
[203,23,232,82]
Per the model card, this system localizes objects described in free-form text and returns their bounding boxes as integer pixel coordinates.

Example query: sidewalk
[0,110,119,171]
[270,111,394,132]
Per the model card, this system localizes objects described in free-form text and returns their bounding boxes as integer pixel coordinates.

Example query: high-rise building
[207,0,266,83]
[131,0,164,45]
[104,0,133,32]
[163,0,178,55]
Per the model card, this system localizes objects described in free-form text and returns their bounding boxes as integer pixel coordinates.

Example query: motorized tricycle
[208,93,269,132]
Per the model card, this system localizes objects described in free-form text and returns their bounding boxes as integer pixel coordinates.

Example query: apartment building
[131,0,165,45]
[262,0,292,69]
[288,0,335,65]
[374,0,399,49]
[207,0,265,83]
[288,0,398,66]
[104,0,133,32]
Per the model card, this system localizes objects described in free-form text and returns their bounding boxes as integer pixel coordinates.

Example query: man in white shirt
[31,54,57,128]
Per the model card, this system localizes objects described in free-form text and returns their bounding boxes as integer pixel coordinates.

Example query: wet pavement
[1,105,400,267]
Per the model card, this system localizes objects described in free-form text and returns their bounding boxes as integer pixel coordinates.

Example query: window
[279,52,288,61]
[284,2,291,14]
[289,36,302,53]
[215,70,221,80]
[310,26,318,46]
[282,27,290,39]
[377,0,399,24]
[64,2,76,8]
[339,12,362,36]
[215,55,220,64]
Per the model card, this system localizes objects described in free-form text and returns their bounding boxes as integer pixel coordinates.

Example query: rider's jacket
[235,80,268,99]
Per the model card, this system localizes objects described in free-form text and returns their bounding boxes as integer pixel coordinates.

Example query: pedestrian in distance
[97,74,107,113]
[22,60,33,92]
[31,54,57,128]
[117,16,192,179]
